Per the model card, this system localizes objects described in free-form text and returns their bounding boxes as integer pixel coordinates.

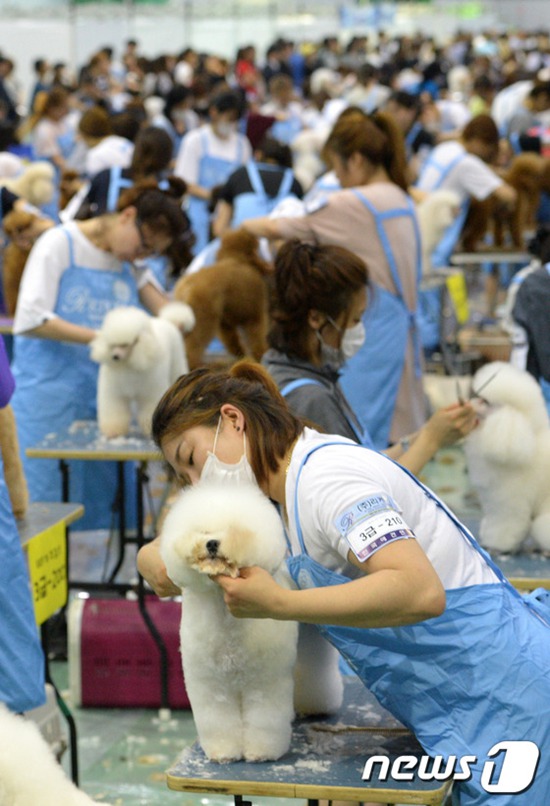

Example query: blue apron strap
[246,161,267,196]
[277,168,294,199]
[280,378,322,397]
[352,190,422,376]
[280,378,368,446]
[106,165,135,213]
[292,440,538,615]
[61,227,76,269]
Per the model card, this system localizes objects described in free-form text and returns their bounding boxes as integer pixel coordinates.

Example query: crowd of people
[1,26,550,804]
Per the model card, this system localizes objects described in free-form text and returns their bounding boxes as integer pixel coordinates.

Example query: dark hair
[209,90,244,116]
[110,111,142,142]
[164,85,192,121]
[152,361,303,486]
[269,240,369,360]
[322,107,409,191]
[462,113,499,146]
[130,126,173,178]
[256,136,293,168]
[116,180,190,242]
[388,90,421,114]
[528,223,550,263]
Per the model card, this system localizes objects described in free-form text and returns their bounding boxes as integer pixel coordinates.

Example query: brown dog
[172,229,272,369]
[2,210,53,316]
[462,153,550,251]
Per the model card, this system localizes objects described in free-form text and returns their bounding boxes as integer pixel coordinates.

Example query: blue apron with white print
[0,457,45,712]
[187,131,245,255]
[10,228,140,530]
[286,441,550,805]
[339,191,422,449]
[232,162,296,227]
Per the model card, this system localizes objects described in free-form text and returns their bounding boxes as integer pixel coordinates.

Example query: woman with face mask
[137,362,550,806]
[241,108,425,449]
[173,90,252,254]
[264,239,477,473]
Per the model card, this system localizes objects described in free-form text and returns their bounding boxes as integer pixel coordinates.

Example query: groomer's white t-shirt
[13,222,159,334]
[285,428,499,591]
[416,141,502,205]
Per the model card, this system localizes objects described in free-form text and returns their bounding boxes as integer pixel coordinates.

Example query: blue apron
[0,455,45,712]
[280,378,374,449]
[339,191,422,449]
[232,162,295,227]
[10,228,140,530]
[419,150,469,269]
[270,114,303,145]
[286,441,550,805]
[188,131,245,255]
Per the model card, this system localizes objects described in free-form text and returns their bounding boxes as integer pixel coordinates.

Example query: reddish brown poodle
[462,153,550,251]
[2,210,54,316]
[172,229,273,369]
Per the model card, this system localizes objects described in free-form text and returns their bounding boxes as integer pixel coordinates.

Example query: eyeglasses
[135,218,158,257]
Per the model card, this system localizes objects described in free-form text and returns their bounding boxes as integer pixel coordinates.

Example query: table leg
[106,461,126,583]
[41,621,79,785]
[135,461,170,711]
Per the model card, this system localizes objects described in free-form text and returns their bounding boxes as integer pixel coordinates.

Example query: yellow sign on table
[26,522,67,624]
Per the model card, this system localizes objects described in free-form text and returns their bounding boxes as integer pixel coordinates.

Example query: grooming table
[450,251,531,267]
[491,550,550,592]
[26,421,174,711]
[26,419,161,590]
[166,676,452,805]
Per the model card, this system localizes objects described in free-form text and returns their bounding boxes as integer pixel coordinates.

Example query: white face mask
[216,121,237,138]
[200,418,256,486]
[340,320,366,360]
[316,317,366,368]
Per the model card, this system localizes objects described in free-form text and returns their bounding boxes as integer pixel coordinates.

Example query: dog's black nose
[206,539,219,557]
[112,354,120,361]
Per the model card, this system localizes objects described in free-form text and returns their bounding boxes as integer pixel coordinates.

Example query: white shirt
[85,136,134,178]
[173,124,251,186]
[285,428,499,591]
[32,118,72,159]
[13,222,156,334]
[415,141,502,204]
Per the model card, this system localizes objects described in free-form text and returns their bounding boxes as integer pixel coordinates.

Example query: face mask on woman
[200,417,256,486]
[316,318,366,368]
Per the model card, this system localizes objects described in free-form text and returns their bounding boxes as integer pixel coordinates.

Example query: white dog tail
[159,301,196,334]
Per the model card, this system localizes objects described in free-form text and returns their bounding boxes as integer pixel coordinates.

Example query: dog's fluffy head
[90,306,160,370]
[466,361,549,466]
[471,361,549,430]
[160,482,287,590]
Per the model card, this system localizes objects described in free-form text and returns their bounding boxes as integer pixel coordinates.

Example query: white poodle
[0,703,109,806]
[90,303,194,438]
[464,361,550,554]
[416,189,461,274]
[160,481,298,763]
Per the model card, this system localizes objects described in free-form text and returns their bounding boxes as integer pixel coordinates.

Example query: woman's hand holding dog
[137,537,181,598]
[213,567,286,619]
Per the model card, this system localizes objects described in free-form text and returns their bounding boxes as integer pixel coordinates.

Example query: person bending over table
[139,361,550,806]
[10,181,190,530]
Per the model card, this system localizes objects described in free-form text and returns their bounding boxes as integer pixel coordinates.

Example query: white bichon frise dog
[90,303,195,438]
[160,482,298,763]
[464,361,550,554]
[416,189,461,275]
[0,703,110,806]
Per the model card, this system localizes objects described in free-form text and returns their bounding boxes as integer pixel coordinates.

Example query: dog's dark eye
[188,451,194,467]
